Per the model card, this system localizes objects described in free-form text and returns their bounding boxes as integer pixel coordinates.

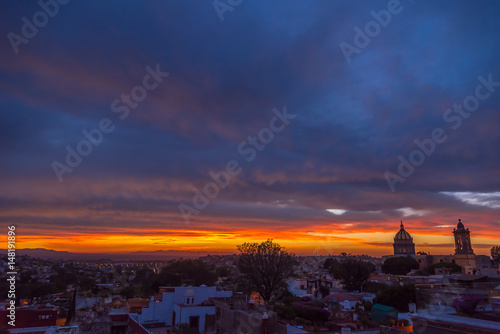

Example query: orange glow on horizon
[13,227,496,257]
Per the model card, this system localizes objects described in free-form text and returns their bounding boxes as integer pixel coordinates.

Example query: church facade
[391,219,478,274]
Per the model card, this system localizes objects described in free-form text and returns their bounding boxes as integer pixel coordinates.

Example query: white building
[322,293,361,310]
[288,280,308,297]
[130,285,232,333]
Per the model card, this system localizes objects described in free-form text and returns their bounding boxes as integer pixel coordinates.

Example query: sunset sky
[1,1,499,257]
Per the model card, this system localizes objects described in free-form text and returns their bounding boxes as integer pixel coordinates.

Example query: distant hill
[0,248,232,261]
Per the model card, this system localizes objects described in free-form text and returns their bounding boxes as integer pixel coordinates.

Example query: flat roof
[412,311,500,330]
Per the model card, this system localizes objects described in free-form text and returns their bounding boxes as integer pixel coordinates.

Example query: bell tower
[453,219,473,254]
[453,219,476,273]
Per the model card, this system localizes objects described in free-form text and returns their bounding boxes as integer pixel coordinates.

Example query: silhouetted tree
[120,286,136,299]
[20,269,37,284]
[216,266,231,277]
[491,246,500,264]
[424,262,461,275]
[362,281,387,293]
[78,276,97,291]
[133,268,158,296]
[327,253,375,291]
[17,282,58,301]
[375,285,416,312]
[323,257,335,269]
[237,239,296,302]
[382,256,419,275]
[50,266,77,290]
[157,259,217,287]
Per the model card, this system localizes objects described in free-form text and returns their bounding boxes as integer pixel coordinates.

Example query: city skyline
[1,1,500,257]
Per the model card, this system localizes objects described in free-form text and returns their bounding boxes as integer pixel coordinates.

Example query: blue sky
[1,0,499,254]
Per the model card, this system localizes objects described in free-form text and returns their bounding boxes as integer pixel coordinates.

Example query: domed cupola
[393,221,416,256]
[395,221,413,240]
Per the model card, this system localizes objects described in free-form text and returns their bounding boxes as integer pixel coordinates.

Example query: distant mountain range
[0,248,233,262]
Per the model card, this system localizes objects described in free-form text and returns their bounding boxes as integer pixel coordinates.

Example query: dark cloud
[1,0,499,253]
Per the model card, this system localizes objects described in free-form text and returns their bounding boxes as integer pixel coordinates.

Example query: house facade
[129,285,232,333]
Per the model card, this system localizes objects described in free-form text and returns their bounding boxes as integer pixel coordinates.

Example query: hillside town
[1,220,500,334]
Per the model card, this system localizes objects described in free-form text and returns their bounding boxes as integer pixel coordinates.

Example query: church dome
[457,219,464,230]
[393,221,415,256]
[394,222,413,240]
